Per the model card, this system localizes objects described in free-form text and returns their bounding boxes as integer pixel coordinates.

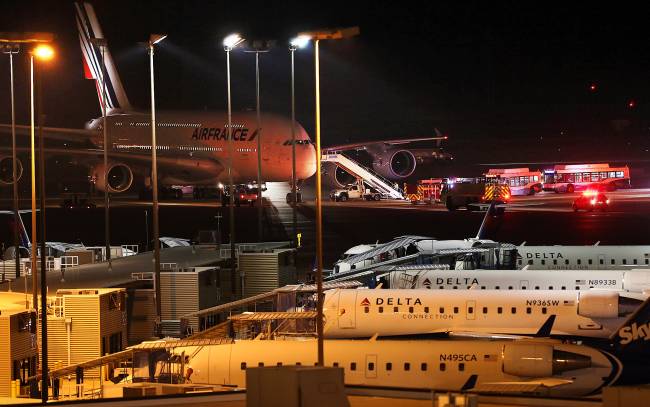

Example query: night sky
[1,1,650,171]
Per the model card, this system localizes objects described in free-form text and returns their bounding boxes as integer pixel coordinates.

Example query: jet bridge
[322,152,404,199]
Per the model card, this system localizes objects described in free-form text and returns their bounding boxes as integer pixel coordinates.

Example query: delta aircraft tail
[74,2,132,114]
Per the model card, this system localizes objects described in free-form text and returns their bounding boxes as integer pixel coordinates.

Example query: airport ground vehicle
[221,185,259,206]
[440,180,510,211]
[405,179,443,204]
[543,163,630,193]
[484,168,543,195]
[330,182,383,202]
[61,194,96,209]
[572,191,609,211]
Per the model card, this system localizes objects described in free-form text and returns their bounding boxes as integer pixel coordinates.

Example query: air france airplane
[322,288,641,339]
[144,297,650,397]
[385,268,650,294]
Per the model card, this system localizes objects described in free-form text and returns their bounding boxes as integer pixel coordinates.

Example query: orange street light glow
[33,44,54,61]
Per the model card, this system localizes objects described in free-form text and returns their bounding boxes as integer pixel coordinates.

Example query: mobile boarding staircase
[322,151,404,199]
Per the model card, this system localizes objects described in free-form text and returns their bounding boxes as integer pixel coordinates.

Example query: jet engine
[577,291,621,319]
[0,157,23,186]
[92,162,134,193]
[322,162,356,188]
[370,148,417,180]
[502,344,591,377]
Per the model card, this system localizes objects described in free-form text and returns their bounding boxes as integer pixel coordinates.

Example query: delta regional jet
[0,2,449,198]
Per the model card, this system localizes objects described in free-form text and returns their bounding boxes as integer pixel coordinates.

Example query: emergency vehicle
[404,179,444,204]
[440,178,511,211]
[484,168,543,196]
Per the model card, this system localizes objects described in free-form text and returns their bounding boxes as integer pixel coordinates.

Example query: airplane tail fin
[475,201,495,239]
[610,296,650,356]
[75,2,132,114]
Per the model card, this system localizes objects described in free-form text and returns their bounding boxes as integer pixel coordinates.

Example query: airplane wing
[325,136,447,152]
[0,124,98,142]
[470,378,573,394]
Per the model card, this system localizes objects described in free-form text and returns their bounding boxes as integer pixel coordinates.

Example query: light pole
[148,33,167,336]
[297,27,359,366]
[289,36,309,246]
[244,40,273,243]
[1,43,21,282]
[223,33,245,298]
[32,42,55,404]
[90,38,112,271]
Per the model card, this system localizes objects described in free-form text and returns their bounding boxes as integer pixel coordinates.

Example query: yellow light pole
[296,27,359,366]
[31,42,54,404]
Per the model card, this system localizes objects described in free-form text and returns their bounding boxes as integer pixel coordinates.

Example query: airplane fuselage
[323,289,640,339]
[168,338,616,397]
[87,111,317,186]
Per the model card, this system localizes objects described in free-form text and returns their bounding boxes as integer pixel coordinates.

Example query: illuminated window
[439,363,446,371]
[350,362,356,371]
[386,362,392,371]
[240,362,246,370]
[404,363,410,371]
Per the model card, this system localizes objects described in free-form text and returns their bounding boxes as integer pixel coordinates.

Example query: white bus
[542,163,630,193]
[484,167,543,195]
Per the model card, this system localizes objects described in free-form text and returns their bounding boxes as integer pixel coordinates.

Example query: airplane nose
[298,143,317,179]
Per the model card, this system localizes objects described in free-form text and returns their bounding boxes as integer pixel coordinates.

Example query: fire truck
[440,178,511,211]
[405,179,444,204]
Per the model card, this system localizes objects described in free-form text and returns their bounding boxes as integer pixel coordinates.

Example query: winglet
[534,315,556,337]
[461,374,478,392]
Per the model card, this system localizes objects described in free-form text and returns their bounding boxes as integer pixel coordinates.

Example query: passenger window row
[520,258,647,266]
[364,305,548,315]
[240,361,467,372]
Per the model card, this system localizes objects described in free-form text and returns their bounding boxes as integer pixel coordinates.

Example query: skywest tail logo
[618,322,650,345]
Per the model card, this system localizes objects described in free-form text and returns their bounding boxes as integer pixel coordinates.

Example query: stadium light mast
[148,33,167,336]
[288,36,309,245]
[223,33,245,297]
[295,26,359,366]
